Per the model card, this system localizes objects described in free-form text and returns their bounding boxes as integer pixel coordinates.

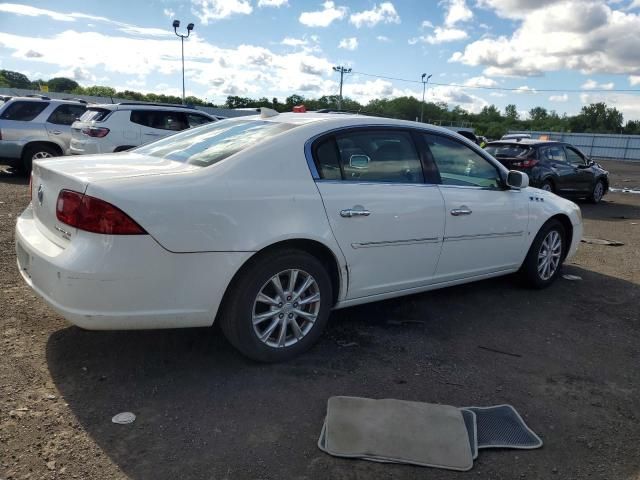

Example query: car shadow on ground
[0,164,28,185]
[578,196,640,222]
[45,267,640,479]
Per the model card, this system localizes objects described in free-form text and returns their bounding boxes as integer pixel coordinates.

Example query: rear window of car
[47,104,87,125]
[485,144,532,158]
[133,119,296,167]
[130,110,189,131]
[0,101,49,121]
[79,108,111,122]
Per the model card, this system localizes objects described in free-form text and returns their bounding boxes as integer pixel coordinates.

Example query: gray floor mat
[463,404,543,449]
[319,396,473,471]
[460,408,478,459]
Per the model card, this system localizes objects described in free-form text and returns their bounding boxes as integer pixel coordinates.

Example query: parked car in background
[16,111,583,362]
[0,96,87,172]
[501,133,531,140]
[485,139,609,203]
[70,103,217,155]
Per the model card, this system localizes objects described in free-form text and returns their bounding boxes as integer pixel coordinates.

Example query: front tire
[588,179,605,204]
[520,219,566,289]
[219,249,333,362]
[540,180,554,193]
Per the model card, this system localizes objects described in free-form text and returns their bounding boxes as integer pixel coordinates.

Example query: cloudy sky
[1,0,640,119]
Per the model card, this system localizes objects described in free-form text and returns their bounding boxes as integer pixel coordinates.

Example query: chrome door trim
[351,237,440,249]
[443,231,524,242]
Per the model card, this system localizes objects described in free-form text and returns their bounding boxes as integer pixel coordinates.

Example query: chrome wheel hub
[537,230,562,281]
[252,269,321,348]
[32,151,53,160]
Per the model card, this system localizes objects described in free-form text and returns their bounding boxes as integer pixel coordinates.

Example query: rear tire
[21,144,59,174]
[588,179,605,204]
[520,219,566,289]
[218,249,333,362]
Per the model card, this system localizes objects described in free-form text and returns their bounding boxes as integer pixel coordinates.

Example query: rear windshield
[133,119,296,167]
[485,144,532,158]
[79,108,111,122]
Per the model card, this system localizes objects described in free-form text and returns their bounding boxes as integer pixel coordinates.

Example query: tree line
[2,69,639,137]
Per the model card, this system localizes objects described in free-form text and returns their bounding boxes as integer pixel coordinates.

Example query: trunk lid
[30,153,199,246]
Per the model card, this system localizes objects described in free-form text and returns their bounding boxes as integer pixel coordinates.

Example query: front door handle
[340,208,370,218]
[50,130,62,135]
[451,207,472,216]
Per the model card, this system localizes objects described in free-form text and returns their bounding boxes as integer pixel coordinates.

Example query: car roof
[3,96,86,105]
[87,103,214,117]
[487,139,562,147]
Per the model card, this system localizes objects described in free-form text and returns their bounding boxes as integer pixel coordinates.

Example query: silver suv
[0,96,87,172]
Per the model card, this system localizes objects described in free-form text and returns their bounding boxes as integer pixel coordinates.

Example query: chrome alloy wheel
[593,181,604,202]
[537,230,562,281]
[32,151,53,160]
[541,182,553,192]
[252,269,321,348]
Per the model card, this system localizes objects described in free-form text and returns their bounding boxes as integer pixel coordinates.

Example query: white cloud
[424,26,469,44]
[627,0,640,8]
[191,0,252,24]
[421,20,434,28]
[549,93,569,102]
[299,1,347,27]
[281,37,307,47]
[581,79,615,89]
[630,75,640,85]
[376,35,391,42]
[258,0,289,6]
[464,76,498,87]
[443,0,473,27]
[452,1,640,77]
[338,37,358,50]
[515,85,537,93]
[163,8,175,18]
[349,2,400,28]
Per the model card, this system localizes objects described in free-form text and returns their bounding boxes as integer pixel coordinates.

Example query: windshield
[485,144,532,158]
[133,119,296,167]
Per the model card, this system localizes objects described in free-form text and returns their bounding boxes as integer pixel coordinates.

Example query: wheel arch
[23,140,63,157]
[214,238,344,326]
[113,145,135,153]
[548,213,573,260]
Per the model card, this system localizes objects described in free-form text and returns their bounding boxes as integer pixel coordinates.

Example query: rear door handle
[451,207,472,216]
[340,208,370,218]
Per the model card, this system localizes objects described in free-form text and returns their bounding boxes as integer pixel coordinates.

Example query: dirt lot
[1,160,639,480]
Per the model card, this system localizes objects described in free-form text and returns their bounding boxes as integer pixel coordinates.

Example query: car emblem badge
[37,184,44,206]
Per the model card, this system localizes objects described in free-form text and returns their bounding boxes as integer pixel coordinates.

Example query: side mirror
[349,154,370,169]
[507,170,529,189]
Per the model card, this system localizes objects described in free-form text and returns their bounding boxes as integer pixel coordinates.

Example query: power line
[350,70,640,94]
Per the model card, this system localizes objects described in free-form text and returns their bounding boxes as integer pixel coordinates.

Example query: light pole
[333,66,352,110]
[420,73,432,123]
[173,19,194,104]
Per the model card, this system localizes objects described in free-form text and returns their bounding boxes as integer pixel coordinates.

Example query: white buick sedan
[16,111,583,362]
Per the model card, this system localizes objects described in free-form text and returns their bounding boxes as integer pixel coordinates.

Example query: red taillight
[56,190,147,235]
[81,127,110,138]
[521,159,539,168]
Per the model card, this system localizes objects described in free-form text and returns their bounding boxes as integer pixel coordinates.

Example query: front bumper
[15,205,251,330]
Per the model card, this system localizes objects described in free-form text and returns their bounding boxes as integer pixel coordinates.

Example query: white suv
[70,103,217,155]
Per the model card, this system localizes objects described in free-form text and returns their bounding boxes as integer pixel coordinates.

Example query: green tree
[570,102,623,133]
[0,69,31,88]
[504,104,519,120]
[77,85,116,97]
[47,77,80,93]
[529,107,548,122]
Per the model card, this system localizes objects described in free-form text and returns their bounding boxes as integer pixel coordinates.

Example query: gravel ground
[1,160,639,480]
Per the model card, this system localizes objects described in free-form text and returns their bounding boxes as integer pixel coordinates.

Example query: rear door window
[187,113,213,127]
[0,101,49,121]
[130,110,189,131]
[47,104,87,125]
[541,146,567,163]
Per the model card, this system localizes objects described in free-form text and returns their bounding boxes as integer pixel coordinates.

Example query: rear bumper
[15,205,251,330]
[69,139,111,155]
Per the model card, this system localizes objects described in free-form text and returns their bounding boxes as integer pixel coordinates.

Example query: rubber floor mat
[318,396,473,471]
[463,405,543,449]
[460,408,478,459]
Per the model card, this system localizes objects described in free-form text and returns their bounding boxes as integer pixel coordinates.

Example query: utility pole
[173,20,194,105]
[333,66,352,110]
[420,73,432,123]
